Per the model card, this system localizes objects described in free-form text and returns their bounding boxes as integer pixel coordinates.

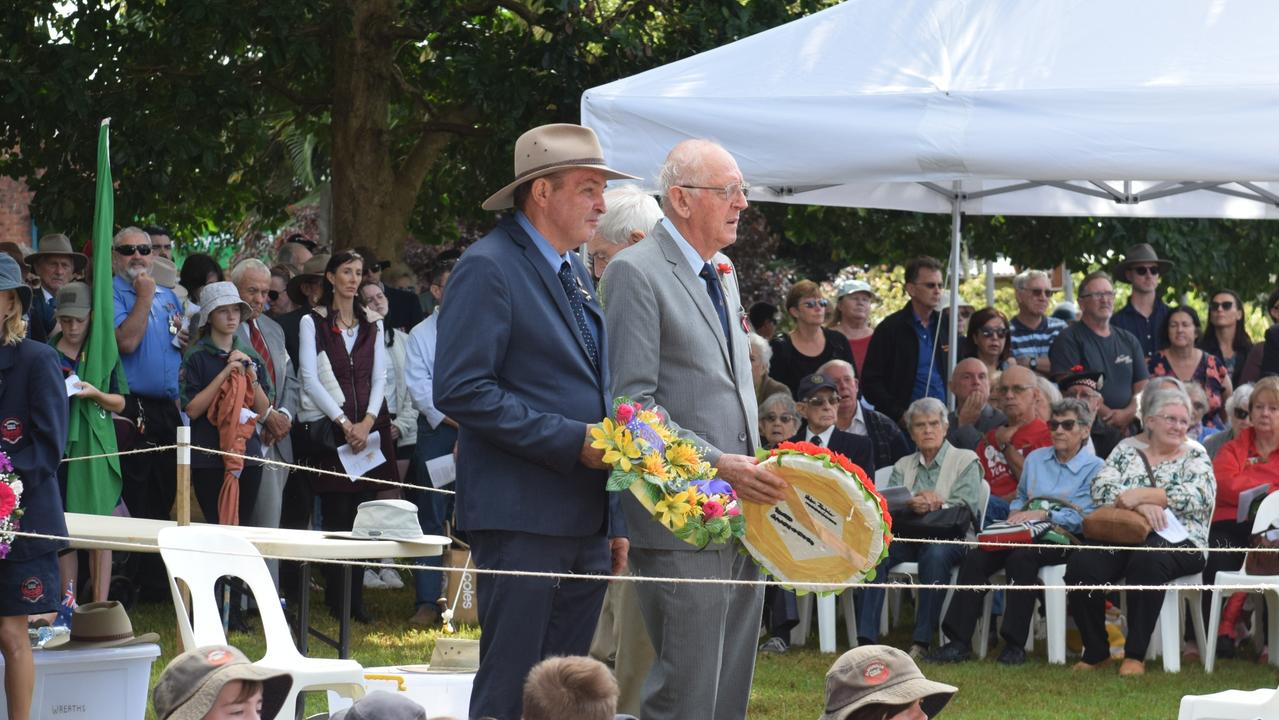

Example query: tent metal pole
[948,181,962,410]
[985,259,996,306]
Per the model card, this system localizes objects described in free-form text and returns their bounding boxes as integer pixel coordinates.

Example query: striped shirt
[1009,315,1066,359]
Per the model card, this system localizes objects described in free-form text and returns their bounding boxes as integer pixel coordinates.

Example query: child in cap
[50,281,127,605]
[153,645,292,720]
[820,645,957,720]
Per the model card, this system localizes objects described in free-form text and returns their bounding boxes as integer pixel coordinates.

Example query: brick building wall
[0,176,33,248]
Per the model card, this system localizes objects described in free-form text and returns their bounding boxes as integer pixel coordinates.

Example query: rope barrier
[24,527,1279,594]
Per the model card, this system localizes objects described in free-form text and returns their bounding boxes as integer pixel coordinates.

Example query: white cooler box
[327,666,474,717]
[0,643,161,720]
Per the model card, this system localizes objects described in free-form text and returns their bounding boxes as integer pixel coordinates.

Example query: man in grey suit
[601,139,787,720]
[231,258,296,583]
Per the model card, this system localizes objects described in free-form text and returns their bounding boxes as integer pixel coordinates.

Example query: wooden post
[174,425,192,651]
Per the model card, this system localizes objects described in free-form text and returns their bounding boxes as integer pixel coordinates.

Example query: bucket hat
[0,254,33,314]
[27,233,88,274]
[834,278,879,302]
[820,645,957,720]
[152,645,292,720]
[482,124,639,211]
[196,281,253,329]
[44,600,160,650]
[323,499,447,546]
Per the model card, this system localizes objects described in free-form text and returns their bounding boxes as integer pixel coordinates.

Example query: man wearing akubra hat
[0,253,70,720]
[1111,242,1174,364]
[25,233,87,343]
[434,123,636,720]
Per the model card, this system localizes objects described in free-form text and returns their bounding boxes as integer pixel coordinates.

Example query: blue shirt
[1112,298,1170,362]
[660,217,707,276]
[1012,445,1103,534]
[910,311,946,403]
[514,211,601,351]
[404,310,445,429]
[113,275,183,399]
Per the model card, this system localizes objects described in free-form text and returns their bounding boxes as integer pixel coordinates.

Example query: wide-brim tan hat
[482,123,639,211]
[286,253,331,306]
[27,233,88,273]
[1114,242,1173,276]
[44,600,160,650]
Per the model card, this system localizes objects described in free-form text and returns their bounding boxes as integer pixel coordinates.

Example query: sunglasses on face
[1080,291,1115,301]
[1024,287,1053,297]
[1235,408,1251,421]
[800,299,830,309]
[912,281,943,291]
[113,244,152,257]
[978,327,1008,339]
[804,395,841,407]
[267,290,280,302]
[1210,300,1236,311]
[762,413,797,424]
[1132,265,1160,276]
[1047,419,1079,431]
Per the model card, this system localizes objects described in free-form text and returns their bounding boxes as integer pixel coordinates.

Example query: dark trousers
[411,417,457,608]
[1066,537,1205,664]
[468,529,609,720]
[762,587,799,640]
[318,490,376,614]
[279,424,318,601]
[192,465,262,526]
[119,397,180,600]
[942,545,1069,650]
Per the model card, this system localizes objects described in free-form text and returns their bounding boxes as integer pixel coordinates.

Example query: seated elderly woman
[855,398,982,659]
[1204,376,1279,659]
[1204,382,1253,460]
[749,332,789,407]
[1065,385,1214,676]
[929,398,1103,665]
[759,392,801,449]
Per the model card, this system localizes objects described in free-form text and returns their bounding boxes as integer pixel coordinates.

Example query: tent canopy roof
[582,0,1279,218]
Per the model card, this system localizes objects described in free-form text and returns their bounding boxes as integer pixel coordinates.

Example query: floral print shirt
[1093,442,1216,548]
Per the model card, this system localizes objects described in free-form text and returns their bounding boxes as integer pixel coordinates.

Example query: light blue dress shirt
[1012,445,1103,534]
[405,309,444,429]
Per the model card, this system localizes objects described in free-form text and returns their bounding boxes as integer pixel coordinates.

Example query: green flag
[65,118,129,515]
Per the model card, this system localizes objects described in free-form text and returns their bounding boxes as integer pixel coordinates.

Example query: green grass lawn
[124,581,1279,719]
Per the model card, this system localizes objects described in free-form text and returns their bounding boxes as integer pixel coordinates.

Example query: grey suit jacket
[602,222,758,551]
[238,314,296,463]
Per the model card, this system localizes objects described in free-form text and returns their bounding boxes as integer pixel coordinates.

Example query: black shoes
[997,644,1027,665]
[926,641,972,664]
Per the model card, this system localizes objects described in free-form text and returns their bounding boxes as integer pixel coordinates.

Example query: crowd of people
[0,118,1275,720]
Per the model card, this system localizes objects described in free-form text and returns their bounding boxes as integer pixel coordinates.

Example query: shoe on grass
[758,637,788,654]
[996,644,1027,666]
[363,568,387,590]
[379,566,404,589]
[1216,635,1236,659]
[1071,657,1112,671]
[908,643,929,661]
[925,641,972,664]
[409,604,440,627]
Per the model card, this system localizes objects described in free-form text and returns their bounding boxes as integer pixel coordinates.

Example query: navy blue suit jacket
[791,425,876,479]
[0,339,69,559]
[434,217,623,538]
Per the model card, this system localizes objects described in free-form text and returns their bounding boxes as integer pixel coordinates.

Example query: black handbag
[300,418,340,451]
[892,505,976,540]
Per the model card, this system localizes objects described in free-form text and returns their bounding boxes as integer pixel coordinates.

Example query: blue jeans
[857,540,967,646]
[411,416,457,608]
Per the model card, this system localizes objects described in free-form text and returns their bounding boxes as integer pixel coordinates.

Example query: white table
[65,513,448,657]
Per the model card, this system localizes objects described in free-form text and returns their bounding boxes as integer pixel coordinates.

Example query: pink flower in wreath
[615,404,635,425]
[702,500,724,520]
[726,503,741,517]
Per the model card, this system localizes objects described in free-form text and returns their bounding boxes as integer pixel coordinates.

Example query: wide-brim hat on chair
[27,233,88,274]
[0,254,32,315]
[286,253,331,306]
[44,600,160,650]
[481,123,640,211]
[323,499,444,545]
[196,281,253,330]
[1114,242,1173,277]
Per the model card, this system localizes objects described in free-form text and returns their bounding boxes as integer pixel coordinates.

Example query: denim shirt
[1012,445,1104,533]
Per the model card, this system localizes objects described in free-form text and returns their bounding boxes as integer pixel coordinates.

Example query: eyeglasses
[803,395,841,407]
[678,182,751,201]
[150,243,172,252]
[1080,291,1116,301]
[912,282,943,291]
[1023,287,1053,297]
[1132,265,1161,276]
[800,299,830,309]
[1047,419,1079,431]
[978,327,1008,339]
[267,290,280,302]
[1210,301,1236,311]
[1151,414,1190,428]
[1234,408,1250,421]
[998,383,1035,395]
[113,244,152,257]
[762,413,797,424]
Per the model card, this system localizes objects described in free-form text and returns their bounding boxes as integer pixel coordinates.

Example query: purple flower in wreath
[692,478,733,497]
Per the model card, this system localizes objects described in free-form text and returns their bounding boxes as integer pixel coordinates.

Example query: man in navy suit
[790,372,876,474]
[434,123,636,720]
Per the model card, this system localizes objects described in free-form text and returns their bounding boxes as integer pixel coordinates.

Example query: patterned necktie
[558,261,600,370]
[248,320,276,385]
[699,263,731,345]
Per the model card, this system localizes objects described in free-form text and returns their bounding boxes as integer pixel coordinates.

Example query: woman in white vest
[855,397,983,660]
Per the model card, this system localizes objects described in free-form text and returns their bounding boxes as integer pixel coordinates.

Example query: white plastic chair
[882,480,991,642]
[873,466,893,489]
[158,526,366,720]
[1143,568,1208,672]
[974,562,1068,663]
[1205,491,1279,672]
[1179,686,1279,719]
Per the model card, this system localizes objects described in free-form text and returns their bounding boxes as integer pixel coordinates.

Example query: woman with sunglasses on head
[1200,289,1252,386]
[768,279,854,398]
[1150,305,1232,430]
[962,307,1012,377]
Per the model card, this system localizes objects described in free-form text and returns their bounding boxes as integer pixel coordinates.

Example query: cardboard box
[442,544,478,626]
[0,643,160,720]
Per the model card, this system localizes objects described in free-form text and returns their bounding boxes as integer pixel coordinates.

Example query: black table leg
[340,564,352,658]
[298,561,311,654]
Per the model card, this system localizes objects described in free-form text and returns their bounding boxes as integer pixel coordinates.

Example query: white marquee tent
[581,0,1279,376]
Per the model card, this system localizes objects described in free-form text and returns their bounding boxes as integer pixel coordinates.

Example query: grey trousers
[631,544,764,720]
[589,573,656,716]
[247,447,290,587]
